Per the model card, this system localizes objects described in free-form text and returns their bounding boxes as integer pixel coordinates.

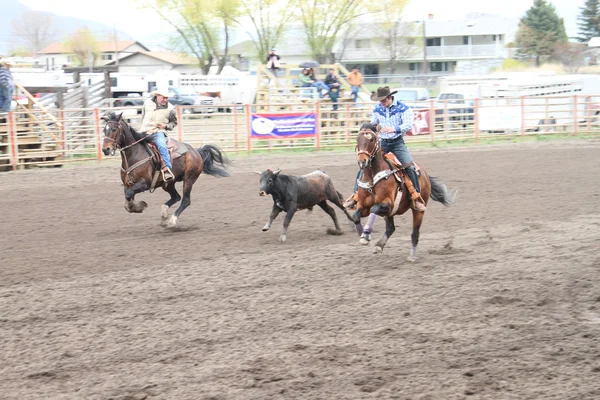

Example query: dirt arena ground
[1,140,599,400]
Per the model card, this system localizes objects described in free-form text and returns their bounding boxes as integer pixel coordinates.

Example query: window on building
[463,36,469,45]
[355,39,371,49]
[430,62,448,72]
[364,64,379,75]
[426,38,441,47]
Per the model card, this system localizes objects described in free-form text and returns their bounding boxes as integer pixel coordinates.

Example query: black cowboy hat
[370,86,397,101]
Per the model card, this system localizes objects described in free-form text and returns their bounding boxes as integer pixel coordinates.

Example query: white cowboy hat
[152,87,170,98]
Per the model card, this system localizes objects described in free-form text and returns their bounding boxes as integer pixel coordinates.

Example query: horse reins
[104,119,155,186]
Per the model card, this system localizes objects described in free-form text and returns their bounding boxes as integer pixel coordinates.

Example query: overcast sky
[21,0,585,44]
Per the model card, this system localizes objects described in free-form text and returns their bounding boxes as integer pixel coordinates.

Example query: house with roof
[38,40,149,71]
[336,14,518,76]
[104,51,201,74]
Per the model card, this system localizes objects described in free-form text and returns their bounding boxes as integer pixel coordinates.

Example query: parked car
[113,93,145,113]
[150,86,216,114]
[434,92,475,127]
[392,88,431,110]
[113,87,217,115]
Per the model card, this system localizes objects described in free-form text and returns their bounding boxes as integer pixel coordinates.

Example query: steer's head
[257,168,281,196]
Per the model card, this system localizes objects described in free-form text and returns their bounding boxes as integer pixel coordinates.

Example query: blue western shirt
[370,98,414,140]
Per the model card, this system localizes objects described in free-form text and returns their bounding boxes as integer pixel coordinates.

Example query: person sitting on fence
[325,68,341,111]
[140,87,177,182]
[309,68,330,97]
[0,60,14,113]
[347,66,363,103]
[266,49,281,77]
[298,68,328,98]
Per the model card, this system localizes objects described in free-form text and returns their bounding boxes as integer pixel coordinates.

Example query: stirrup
[161,167,174,182]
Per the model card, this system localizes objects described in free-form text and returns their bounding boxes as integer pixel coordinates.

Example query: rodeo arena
[1,39,600,398]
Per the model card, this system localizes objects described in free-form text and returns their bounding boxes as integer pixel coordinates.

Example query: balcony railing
[339,44,506,61]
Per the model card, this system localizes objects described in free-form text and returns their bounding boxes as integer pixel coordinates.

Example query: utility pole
[113,24,119,67]
[421,17,427,75]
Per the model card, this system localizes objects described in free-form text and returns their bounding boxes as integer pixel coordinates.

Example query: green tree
[553,42,586,72]
[576,0,600,42]
[141,0,240,75]
[235,0,296,63]
[516,0,568,66]
[64,27,101,67]
[298,0,383,63]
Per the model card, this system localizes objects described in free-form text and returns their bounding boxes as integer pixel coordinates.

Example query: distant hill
[0,0,132,55]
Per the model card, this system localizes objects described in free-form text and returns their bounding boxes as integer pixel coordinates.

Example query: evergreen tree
[576,0,600,42]
[516,0,568,66]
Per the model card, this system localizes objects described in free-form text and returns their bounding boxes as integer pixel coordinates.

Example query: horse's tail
[196,144,231,177]
[429,176,456,206]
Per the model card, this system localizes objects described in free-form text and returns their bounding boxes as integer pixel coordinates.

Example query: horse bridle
[356,128,380,169]
[104,119,146,155]
[103,120,124,156]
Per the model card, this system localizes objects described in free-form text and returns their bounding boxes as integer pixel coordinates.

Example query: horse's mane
[360,122,378,132]
[107,111,146,141]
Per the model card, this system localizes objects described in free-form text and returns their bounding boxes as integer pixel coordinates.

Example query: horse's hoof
[161,205,169,220]
[407,255,417,262]
[373,246,384,254]
[167,215,178,228]
[359,232,371,245]
[279,234,287,243]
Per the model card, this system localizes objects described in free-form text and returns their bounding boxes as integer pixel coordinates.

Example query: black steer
[257,169,354,242]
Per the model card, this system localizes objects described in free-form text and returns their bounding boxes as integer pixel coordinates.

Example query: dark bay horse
[351,123,455,260]
[101,112,231,227]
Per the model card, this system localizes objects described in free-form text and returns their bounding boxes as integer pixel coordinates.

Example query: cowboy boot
[159,159,174,182]
[343,193,358,209]
[403,168,427,212]
[162,167,174,182]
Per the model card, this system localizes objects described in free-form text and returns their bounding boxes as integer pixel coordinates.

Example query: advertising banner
[251,112,317,139]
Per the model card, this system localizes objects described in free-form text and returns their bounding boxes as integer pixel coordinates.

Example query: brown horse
[350,123,455,260]
[101,112,231,227]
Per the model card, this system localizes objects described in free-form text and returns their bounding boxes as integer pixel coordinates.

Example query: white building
[104,51,201,74]
[336,14,518,76]
[38,41,150,71]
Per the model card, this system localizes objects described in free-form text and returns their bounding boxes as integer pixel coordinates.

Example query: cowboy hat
[152,87,170,98]
[370,86,397,102]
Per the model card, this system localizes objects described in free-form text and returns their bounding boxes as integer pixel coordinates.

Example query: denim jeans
[149,131,172,169]
[312,81,329,96]
[0,86,13,112]
[351,86,359,102]
[354,136,420,193]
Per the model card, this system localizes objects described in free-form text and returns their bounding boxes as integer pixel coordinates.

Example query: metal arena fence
[1,94,600,171]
